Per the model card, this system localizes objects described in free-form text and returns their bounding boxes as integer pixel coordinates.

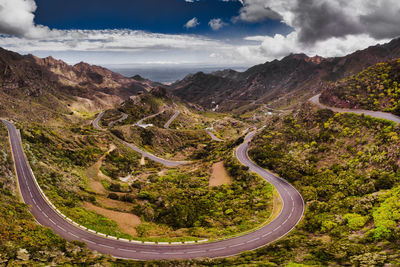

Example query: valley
[1,39,400,266]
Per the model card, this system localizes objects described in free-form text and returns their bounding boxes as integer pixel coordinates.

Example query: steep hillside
[0,47,152,123]
[321,59,400,115]
[245,104,400,266]
[171,38,400,112]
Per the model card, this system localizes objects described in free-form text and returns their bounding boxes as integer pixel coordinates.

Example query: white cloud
[0,0,397,68]
[184,17,200,29]
[238,32,390,62]
[233,0,284,23]
[235,0,400,43]
[208,18,228,31]
[0,0,61,39]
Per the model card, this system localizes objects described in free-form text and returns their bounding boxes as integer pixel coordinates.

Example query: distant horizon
[107,64,248,83]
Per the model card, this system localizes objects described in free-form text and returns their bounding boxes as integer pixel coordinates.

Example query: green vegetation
[240,104,400,266]
[19,123,135,239]
[322,59,400,115]
[113,124,210,160]
[100,109,125,127]
[0,125,113,265]
[118,93,167,125]
[129,166,273,239]
[142,110,175,128]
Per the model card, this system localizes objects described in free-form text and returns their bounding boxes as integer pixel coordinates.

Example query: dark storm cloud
[360,3,400,39]
[292,0,363,44]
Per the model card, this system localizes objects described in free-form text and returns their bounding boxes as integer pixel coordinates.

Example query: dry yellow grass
[209,161,232,187]
[86,145,116,195]
[83,202,141,236]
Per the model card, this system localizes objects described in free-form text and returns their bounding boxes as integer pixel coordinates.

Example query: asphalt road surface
[206,130,223,142]
[164,110,180,129]
[136,110,165,127]
[2,119,305,260]
[93,111,105,130]
[109,112,128,127]
[121,140,189,168]
[310,94,400,123]
[93,111,188,167]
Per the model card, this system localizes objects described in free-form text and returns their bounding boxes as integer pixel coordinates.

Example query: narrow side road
[93,111,189,167]
[164,110,180,129]
[93,111,105,130]
[310,94,400,123]
[109,112,128,127]
[206,130,223,142]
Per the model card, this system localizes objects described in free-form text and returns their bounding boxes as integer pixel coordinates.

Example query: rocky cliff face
[171,38,400,111]
[0,47,157,122]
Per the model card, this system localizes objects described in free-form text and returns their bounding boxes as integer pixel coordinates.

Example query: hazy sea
[107,65,247,84]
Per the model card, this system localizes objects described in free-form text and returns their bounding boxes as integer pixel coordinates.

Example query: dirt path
[86,144,116,195]
[83,202,141,236]
[209,161,232,187]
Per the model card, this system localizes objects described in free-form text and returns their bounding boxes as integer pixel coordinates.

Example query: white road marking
[98,244,114,249]
[43,212,48,218]
[57,225,67,232]
[186,250,206,254]
[262,232,272,237]
[82,238,95,244]
[49,218,56,225]
[69,232,79,239]
[229,243,245,248]
[209,247,226,251]
[141,251,159,255]
[117,248,136,253]
[32,198,36,205]
[246,238,260,243]
[163,252,183,255]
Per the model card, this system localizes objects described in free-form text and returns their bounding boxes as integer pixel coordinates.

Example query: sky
[0,0,400,68]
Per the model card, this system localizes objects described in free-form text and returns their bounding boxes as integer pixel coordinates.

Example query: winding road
[5,94,400,260]
[136,109,165,128]
[109,112,128,127]
[93,111,190,167]
[164,110,180,129]
[92,111,128,130]
[310,94,400,123]
[3,114,305,260]
[206,130,223,142]
[93,111,105,130]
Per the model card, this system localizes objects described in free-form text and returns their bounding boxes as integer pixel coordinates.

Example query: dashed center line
[186,250,206,254]
[141,251,159,255]
[69,232,79,239]
[209,247,226,251]
[246,238,260,243]
[82,238,95,244]
[98,244,115,249]
[229,243,244,248]
[118,248,136,253]
[57,225,67,232]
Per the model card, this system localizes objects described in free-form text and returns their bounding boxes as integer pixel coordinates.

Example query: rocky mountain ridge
[170,38,400,111]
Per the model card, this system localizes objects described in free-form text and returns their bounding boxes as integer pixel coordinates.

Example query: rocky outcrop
[170,38,400,111]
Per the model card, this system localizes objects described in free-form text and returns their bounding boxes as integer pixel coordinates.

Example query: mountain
[170,38,400,112]
[0,47,155,122]
[320,58,400,115]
